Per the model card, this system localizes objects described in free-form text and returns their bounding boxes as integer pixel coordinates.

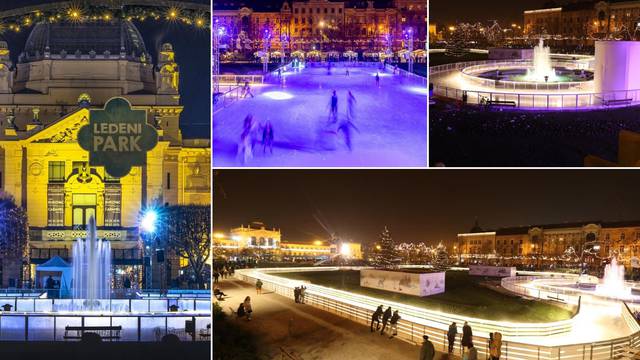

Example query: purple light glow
[263,91,294,100]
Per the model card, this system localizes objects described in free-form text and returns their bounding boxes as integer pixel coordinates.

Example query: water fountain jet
[525,38,558,83]
[72,216,112,310]
[595,257,631,298]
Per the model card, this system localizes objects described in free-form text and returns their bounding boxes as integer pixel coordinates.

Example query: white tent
[36,256,72,298]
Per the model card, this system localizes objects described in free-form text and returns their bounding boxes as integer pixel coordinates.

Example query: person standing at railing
[380,306,392,335]
[370,305,383,332]
[419,335,435,360]
[388,310,400,338]
[489,332,502,360]
[461,321,473,356]
[447,321,457,353]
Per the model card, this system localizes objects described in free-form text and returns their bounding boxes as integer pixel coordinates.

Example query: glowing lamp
[140,209,158,234]
[340,243,351,257]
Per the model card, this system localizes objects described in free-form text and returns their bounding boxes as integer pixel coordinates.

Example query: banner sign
[78,97,158,178]
[469,265,516,277]
[360,269,445,297]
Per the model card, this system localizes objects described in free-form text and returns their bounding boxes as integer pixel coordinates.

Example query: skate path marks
[217,278,452,360]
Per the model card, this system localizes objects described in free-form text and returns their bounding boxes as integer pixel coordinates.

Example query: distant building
[524,1,640,40]
[213,222,363,261]
[457,220,640,268]
[213,0,427,52]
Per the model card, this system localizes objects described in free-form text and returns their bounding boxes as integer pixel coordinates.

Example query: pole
[213,21,220,95]
[408,29,414,75]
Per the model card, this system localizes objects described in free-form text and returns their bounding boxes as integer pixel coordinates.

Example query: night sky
[214,170,640,246]
[0,1,210,139]
[430,0,557,26]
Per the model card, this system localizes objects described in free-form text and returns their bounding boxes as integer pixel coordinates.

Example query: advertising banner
[360,269,445,297]
[469,265,516,277]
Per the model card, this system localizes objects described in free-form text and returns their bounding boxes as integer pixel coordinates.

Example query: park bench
[63,325,122,341]
[486,100,517,107]
[603,98,633,106]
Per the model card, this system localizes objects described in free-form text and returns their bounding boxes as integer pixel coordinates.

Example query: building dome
[21,19,149,62]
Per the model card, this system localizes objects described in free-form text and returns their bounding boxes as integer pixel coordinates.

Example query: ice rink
[213,64,427,167]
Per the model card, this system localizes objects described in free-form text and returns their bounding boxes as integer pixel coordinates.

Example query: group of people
[212,265,234,284]
[369,305,401,338]
[238,114,275,164]
[293,285,307,303]
[324,90,360,151]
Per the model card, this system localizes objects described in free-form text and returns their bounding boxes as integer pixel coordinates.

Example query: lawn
[277,270,573,323]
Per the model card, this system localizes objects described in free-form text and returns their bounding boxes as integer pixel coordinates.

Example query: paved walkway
[215,278,453,360]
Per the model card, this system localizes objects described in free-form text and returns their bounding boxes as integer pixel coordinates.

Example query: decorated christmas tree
[445,26,468,58]
[433,242,449,271]
[378,226,398,269]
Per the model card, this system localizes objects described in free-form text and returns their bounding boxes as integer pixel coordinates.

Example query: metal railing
[0,297,210,313]
[0,313,210,342]
[212,75,264,85]
[236,268,640,360]
[384,63,427,86]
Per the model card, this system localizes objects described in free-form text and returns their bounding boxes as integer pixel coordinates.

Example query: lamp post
[139,208,159,291]
[404,27,414,74]
[263,29,271,74]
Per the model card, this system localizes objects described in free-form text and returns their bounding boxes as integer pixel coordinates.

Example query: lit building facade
[0,20,210,288]
[213,0,427,53]
[457,220,640,268]
[524,1,640,39]
[213,222,363,261]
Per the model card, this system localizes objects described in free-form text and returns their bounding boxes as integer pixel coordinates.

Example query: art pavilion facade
[0,19,210,289]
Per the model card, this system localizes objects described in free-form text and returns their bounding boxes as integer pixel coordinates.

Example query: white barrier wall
[594,41,640,93]
[469,265,516,277]
[360,269,445,296]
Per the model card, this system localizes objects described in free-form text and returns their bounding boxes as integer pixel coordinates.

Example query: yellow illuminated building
[0,19,210,288]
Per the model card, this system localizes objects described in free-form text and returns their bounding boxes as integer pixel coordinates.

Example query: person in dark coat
[370,305,383,332]
[236,302,245,318]
[389,310,401,338]
[45,276,54,289]
[447,321,457,353]
[380,306,392,335]
[462,321,473,350]
[420,335,435,360]
[293,287,300,303]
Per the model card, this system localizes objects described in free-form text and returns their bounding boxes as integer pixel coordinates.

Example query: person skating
[329,90,338,123]
[420,335,435,360]
[389,310,400,338]
[242,81,254,98]
[262,121,274,154]
[370,305,383,332]
[489,332,502,360]
[380,306,392,335]
[375,72,380,87]
[447,321,457,353]
[243,296,253,321]
[337,118,359,151]
[255,279,263,295]
[347,91,357,121]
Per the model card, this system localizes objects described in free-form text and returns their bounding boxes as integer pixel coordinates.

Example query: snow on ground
[213,65,427,167]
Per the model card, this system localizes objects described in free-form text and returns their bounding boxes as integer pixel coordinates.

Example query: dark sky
[430,0,553,26]
[214,170,640,246]
[0,1,210,139]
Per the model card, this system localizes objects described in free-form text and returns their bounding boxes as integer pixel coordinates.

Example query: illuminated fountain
[72,216,112,310]
[596,257,631,298]
[524,38,558,83]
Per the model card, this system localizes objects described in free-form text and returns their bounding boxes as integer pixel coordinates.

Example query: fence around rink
[234,267,640,360]
[429,60,640,109]
[0,297,210,313]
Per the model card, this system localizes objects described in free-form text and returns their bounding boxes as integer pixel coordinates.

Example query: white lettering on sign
[92,123,143,152]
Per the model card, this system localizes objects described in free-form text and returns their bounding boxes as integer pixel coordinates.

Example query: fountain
[525,38,558,83]
[596,257,631,298]
[72,216,112,309]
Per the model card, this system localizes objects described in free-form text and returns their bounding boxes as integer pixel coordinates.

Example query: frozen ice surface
[213,65,427,167]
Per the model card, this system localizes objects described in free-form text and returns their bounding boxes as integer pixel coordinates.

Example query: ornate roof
[21,19,149,63]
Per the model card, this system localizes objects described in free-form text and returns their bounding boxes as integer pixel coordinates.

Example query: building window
[47,184,65,227]
[48,161,65,182]
[166,172,171,190]
[72,194,96,226]
[104,184,121,227]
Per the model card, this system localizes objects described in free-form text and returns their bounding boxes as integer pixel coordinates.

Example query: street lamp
[213,20,227,95]
[139,208,160,291]
[404,27,414,75]
[263,29,271,74]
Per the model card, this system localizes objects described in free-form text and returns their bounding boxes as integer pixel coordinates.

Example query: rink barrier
[0,313,211,342]
[0,297,210,313]
[430,60,640,109]
[235,268,640,359]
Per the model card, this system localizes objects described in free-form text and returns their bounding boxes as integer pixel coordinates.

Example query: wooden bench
[486,100,517,107]
[63,325,122,341]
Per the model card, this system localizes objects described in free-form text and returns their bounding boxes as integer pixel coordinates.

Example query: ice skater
[337,117,359,151]
[345,68,350,77]
[327,62,332,75]
[242,81,254,98]
[329,90,339,123]
[375,72,380,87]
[238,114,255,164]
[262,120,274,154]
[347,91,357,121]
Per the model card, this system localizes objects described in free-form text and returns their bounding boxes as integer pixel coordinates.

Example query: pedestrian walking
[243,296,253,321]
[489,332,502,360]
[420,335,435,360]
[255,279,263,295]
[370,305,383,332]
[380,306,392,335]
[389,310,400,338]
[447,322,457,353]
[213,271,219,284]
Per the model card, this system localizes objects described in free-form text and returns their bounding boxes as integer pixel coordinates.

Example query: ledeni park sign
[78,97,158,178]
